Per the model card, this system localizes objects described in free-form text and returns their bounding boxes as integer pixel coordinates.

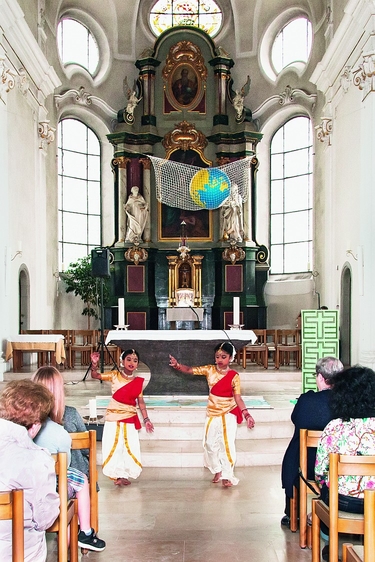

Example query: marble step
[96,437,290,467]
[139,420,293,441]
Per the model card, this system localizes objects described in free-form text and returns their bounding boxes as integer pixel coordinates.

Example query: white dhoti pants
[203,413,239,485]
[102,420,142,480]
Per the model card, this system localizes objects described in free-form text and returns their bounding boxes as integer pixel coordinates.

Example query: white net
[148,155,252,211]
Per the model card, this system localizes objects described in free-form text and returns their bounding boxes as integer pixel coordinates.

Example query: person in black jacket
[280,356,343,526]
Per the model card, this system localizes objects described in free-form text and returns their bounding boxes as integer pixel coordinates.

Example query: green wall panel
[301,310,339,392]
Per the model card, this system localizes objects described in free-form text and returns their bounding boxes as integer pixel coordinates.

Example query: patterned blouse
[315,417,375,497]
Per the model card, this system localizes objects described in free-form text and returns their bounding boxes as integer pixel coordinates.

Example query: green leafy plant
[62,255,110,329]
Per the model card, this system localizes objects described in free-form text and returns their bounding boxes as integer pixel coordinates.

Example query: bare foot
[120,478,131,486]
[222,479,233,487]
[212,472,222,483]
[114,478,122,486]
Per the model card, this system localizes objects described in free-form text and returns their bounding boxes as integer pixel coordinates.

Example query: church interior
[2,0,374,374]
[1,0,374,560]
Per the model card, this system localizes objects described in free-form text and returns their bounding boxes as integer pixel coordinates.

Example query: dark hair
[214,342,235,357]
[0,379,54,428]
[330,365,375,420]
[120,349,140,361]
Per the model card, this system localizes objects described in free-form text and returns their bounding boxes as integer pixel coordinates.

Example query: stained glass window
[150,0,222,37]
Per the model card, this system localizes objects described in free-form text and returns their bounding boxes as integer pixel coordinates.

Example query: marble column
[140,157,151,242]
[114,157,130,244]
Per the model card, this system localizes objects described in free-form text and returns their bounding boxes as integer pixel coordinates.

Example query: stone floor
[1,361,363,561]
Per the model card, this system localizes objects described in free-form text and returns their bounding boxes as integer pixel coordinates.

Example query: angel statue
[123,77,141,123]
[228,75,251,122]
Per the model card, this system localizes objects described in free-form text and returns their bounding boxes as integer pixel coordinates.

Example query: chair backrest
[250,329,267,345]
[71,330,97,346]
[330,453,375,515]
[70,430,98,532]
[363,489,375,561]
[299,429,323,548]
[48,330,71,343]
[340,487,375,562]
[0,489,24,562]
[47,452,78,562]
[276,329,300,346]
[265,329,277,348]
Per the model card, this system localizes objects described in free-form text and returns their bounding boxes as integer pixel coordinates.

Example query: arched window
[270,116,313,274]
[272,17,312,74]
[57,19,99,75]
[58,119,101,269]
[150,0,222,37]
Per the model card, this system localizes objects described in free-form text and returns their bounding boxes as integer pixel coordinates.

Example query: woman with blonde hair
[32,366,106,552]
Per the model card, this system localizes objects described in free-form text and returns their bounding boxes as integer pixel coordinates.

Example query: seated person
[32,367,106,552]
[280,357,343,527]
[315,365,375,561]
[0,379,60,562]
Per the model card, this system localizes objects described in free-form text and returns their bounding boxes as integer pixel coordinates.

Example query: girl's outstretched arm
[90,352,103,380]
[169,354,194,374]
[234,393,255,429]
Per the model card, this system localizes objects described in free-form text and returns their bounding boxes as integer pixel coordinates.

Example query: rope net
[148,155,252,211]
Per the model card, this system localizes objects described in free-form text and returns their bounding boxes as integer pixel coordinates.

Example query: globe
[189,168,231,210]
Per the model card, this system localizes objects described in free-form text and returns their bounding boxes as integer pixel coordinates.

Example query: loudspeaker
[91,248,110,278]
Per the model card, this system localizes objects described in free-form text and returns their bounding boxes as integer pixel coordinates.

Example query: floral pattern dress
[315,417,375,497]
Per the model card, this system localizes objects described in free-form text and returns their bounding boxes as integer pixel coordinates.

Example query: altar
[105,329,256,395]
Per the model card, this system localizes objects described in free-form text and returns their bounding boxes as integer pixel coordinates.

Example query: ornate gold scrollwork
[222,240,245,265]
[162,121,208,156]
[124,239,148,265]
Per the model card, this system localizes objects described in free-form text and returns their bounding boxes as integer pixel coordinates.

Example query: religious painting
[158,148,213,241]
[171,64,198,106]
[162,41,207,113]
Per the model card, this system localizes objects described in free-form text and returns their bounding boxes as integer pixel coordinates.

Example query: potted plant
[62,255,110,329]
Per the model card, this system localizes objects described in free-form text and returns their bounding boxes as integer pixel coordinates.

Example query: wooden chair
[0,489,24,562]
[289,486,298,533]
[275,329,301,369]
[342,489,375,562]
[299,429,322,548]
[102,330,121,367]
[265,329,278,367]
[311,453,375,562]
[69,330,97,368]
[70,430,98,532]
[239,329,268,369]
[47,452,79,562]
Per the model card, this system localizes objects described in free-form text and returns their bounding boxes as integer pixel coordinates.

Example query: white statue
[126,90,139,118]
[124,186,149,243]
[221,183,244,243]
[229,75,251,122]
[123,77,141,122]
[233,90,245,121]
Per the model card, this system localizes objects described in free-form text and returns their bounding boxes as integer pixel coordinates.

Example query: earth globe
[189,168,231,209]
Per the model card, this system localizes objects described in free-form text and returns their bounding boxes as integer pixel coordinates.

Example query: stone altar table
[105,330,256,395]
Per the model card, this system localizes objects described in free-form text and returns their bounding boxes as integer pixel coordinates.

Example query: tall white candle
[118,298,125,325]
[233,297,240,326]
[89,399,97,419]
